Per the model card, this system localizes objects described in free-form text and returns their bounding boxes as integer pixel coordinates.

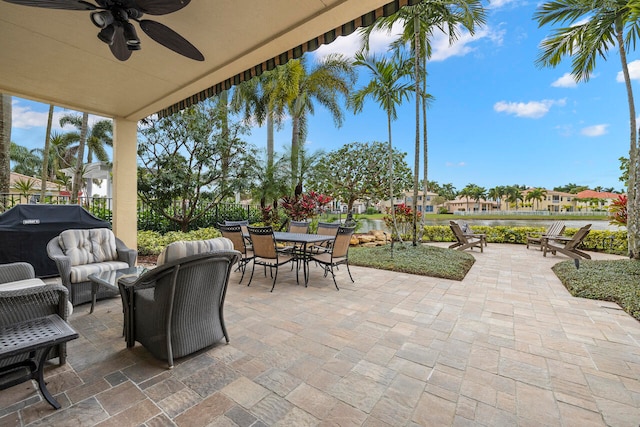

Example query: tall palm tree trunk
[388,114,401,250]
[421,54,428,229]
[291,116,300,195]
[40,104,54,201]
[267,111,274,169]
[412,14,420,247]
[0,94,11,194]
[72,112,88,204]
[616,26,639,258]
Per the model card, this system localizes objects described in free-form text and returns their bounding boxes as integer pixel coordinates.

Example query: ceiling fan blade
[109,24,132,61]
[2,0,96,10]
[134,0,190,15]
[139,19,203,61]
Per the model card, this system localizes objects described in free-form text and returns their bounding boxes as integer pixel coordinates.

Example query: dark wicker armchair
[120,250,240,368]
[0,262,70,366]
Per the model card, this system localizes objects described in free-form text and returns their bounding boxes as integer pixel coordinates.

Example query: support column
[112,118,138,250]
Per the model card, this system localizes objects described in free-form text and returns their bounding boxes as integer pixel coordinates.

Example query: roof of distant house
[10,172,59,191]
[575,190,623,199]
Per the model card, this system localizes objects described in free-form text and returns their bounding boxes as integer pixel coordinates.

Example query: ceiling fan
[3,0,204,62]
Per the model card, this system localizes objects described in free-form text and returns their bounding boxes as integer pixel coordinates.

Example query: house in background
[508,188,577,212]
[445,196,498,213]
[6,172,65,204]
[575,190,623,212]
[378,190,441,213]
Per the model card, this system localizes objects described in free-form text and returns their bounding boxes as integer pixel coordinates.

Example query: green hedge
[421,225,628,255]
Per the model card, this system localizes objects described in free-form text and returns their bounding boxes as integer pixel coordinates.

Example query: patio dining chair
[282,220,311,254]
[247,226,295,292]
[307,222,340,254]
[309,226,355,290]
[218,224,254,283]
[224,220,249,235]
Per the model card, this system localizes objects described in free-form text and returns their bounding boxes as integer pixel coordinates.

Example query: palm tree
[535,0,640,258]
[488,185,506,210]
[360,0,486,245]
[0,93,10,194]
[525,188,547,211]
[351,51,413,248]
[286,55,355,195]
[40,104,54,201]
[459,183,484,212]
[60,113,113,200]
[9,142,41,176]
[505,186,523,211]
[231,62,302,211]
[470,185,487,211]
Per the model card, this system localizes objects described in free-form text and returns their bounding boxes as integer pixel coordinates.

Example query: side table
[88,266,147,313]
[0,314,79,409]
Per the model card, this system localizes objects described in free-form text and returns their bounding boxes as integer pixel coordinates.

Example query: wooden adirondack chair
[449,221,484,252]
[542,224,592,260]
[526,221,566,250]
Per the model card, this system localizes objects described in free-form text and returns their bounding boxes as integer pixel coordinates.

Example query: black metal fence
[0,194,261,233]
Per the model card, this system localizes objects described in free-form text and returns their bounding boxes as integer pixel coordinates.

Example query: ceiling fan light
[122,22,140,46]
[127,44,142,51]
[97,25,115,45]
[90,11,114,29]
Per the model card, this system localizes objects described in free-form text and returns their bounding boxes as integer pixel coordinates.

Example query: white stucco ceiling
[0,0,392,121]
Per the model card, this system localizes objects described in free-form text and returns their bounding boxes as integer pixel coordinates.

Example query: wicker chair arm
[0,262,36,284]
[46,238,72,287]
[115,237,138,267]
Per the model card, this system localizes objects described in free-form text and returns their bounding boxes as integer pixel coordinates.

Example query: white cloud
[314,22,403,59]
[493,98,566,119]
[313,21,504,62]
[11,99,110,132]
[445,161,466,167]
[430,25,504,61]
[617,59,640,82]
[581,124,608,136]
[488,0,518,8]
[551,72,577,88]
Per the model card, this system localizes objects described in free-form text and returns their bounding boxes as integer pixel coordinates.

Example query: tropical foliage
[137,100,257,232]
[609,194,628,227]
[309,141,413,213]
[535,0,640,258]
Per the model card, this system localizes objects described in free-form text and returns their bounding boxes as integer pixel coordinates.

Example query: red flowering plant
[609,194,627,227]
[260,205,280,226]
[383,203,422,237]
[281,191,333,221]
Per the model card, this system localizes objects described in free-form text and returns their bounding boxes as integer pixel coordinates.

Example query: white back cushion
[157,237,234,266]
[59,228,117,266]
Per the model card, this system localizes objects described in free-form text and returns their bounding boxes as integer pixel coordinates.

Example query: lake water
[357,218,623,233]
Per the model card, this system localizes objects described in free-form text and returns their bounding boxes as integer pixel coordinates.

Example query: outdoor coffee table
[0,314,78,409]
[88,266,147,313]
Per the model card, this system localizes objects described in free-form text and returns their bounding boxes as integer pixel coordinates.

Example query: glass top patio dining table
[244,231,336,285]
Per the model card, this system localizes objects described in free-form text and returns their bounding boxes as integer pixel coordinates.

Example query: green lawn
[552,259,640,321]
[349,243,475,281]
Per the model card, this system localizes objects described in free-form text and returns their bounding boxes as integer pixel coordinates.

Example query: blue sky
[9,0,635,193]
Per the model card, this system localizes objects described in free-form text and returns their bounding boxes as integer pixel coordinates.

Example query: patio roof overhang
[0,0,415,247]
[0,0,412,121]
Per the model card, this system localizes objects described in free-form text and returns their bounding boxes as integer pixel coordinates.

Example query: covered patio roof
[0,0,414,246]
[0,0,412,121]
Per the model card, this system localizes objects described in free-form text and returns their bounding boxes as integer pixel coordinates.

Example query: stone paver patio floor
[1,243,639,426]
